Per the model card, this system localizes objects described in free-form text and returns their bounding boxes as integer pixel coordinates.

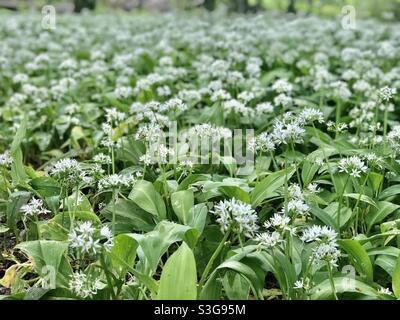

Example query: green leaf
[301,160,320,186]
[309,204,338,230]
[368,172,383,191]
[375,255,396,276]
[343,193,377,208]
[30,177,60,198]
[177,174,210,191]
[219,186,250,204]
[157,242,197,300]
[366,201,400,232]
[187,203,207,235]
[101,198,155,233]
[392,255,400,298]
[129,180,166,221]
[10,115,28,184]
[222,272,250,300]
[130,221,199,274]
[310,277,379,299]
[108,234,138,277]
[215,260,264,299]
[251,167,295,207]
[338,239,373,282]
[379,184,400,200]
[16,240,72,287]
[116,137,145,164]
[323,202,352,228]
[171,190,194,224]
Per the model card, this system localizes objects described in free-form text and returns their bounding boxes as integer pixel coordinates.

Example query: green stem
[327,262,338,300]
[353,173,369,235]
[290,142,302,188]
[198,230,230,290]
[337,175,350,231]
[112,190,117,236]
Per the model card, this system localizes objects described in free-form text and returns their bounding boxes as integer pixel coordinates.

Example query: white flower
[255,102,274,116]
[256,231,282,248]
[293,278,311,290]
[98,174,135,191]
[250,132,275,153]
[69,271,101,298]
[0,151,13,167]
[301,225,340,267]
[49,159,83,186]
[300,225,337,243]
[105,107,125,123]
[139,153,155,166]
[293,280,305,289]
[377,86,396,102]
[298,108,324,124]
[272,79,293,94]
[271,116,305,145]
[68,221,100,255]
[274,93,292,107]
[378,287,393,296]
[93,153,112,165]
[338,156,368,178]
[264,213,291,231]
[211,198,259,237]
[287,199,309,216]
[20,197,50,217]
[100,225,114,251]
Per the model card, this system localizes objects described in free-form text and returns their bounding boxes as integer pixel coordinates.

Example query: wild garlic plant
[1,12,400,301]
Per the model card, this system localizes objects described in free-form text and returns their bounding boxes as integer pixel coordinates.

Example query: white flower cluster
[0,151,13,167]
[93,153,112,165]
[286,183,310,216]
[211,198,259,237]
[68,222,113,255]
[69,271,103,298]
[338,156,368,178]
[49,158,83,187]
[98,174,136,191]
[20,197,50,217]
[300,225,341,267]
[377,86,396,102]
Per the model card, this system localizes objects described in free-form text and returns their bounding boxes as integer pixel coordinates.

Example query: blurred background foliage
[1,0,400,19]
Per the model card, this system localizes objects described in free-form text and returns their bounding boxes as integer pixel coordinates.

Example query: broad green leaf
[222,271,250,300]
[187,203,208,235]
[366,201,400,232]
[177,174,210,191]
[375,255,396,276]
[101,198,155,232]
[392,255,400,298]
[129,180,166,221]
[171,190,194,224]
[10,115,28,184]
[130,221,199,274]
[251,167,295,207]
[30,177,60,198]
[108,234,138,277]
[16,240,72,287]
[309,204,338,230]
[338,239,373,282]
[301,160,320,186]
[310,277,379,299]
[215,260,264,299]
[157,242,197,300]
[343,193,377,208]
[323,202,352,228]
[219,186,251,204]
[379,184,400,200]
